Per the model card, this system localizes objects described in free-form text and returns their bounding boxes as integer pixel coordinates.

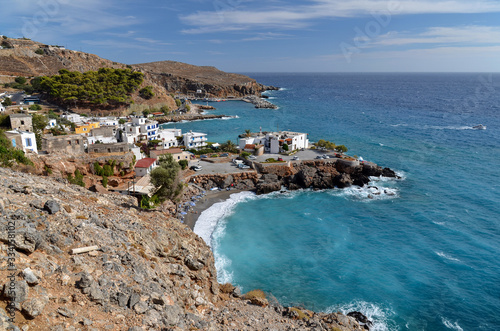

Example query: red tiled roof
[244,144,256,150]
[135,158,156,168]
[285,138,293,142]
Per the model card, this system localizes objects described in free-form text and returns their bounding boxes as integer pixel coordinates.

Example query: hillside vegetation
[37,68,144,107]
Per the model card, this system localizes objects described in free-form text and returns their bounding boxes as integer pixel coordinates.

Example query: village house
[183,130,207,150]
[42,134,85,155]
[88,142,129,154]
[9,113,33,132]
[75,122,100,136]
[45,118,57,130]
[150,148,191,161]
[122,117,159,142]
[158,128,181,149]
[239,131,309,154]
[60,113,83,124]
[5,130,38,154]
[134,158,158,177]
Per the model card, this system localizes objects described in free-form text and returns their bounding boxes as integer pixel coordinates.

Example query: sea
[163,73,500,330]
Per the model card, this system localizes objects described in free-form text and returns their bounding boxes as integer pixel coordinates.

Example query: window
[11,139,16,147]
[108,148,111,153]
[94,149,98,153]
[68,141,72,145]
[21,120,25,125]
[120,148,124,152]
[76,140,80,145]
[25,138,32,147]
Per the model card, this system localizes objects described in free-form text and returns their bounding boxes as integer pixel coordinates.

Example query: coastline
[184,188,249,230]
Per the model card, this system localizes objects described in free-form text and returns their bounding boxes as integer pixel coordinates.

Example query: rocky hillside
[135,61,273,98]
[0,167,369,330]
[0,38,272,104]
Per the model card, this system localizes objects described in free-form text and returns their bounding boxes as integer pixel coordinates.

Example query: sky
[1,0,500,72]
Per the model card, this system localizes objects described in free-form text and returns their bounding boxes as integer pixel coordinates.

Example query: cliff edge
[0,168,366,330]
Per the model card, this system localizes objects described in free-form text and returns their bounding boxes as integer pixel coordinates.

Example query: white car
[292,156,299,160]
[248,155,256,160]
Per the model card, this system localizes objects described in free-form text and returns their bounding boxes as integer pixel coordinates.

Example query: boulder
[333,173,352,188]
[44,200,60,214]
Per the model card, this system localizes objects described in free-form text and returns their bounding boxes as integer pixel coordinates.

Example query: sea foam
[331,301,397,331]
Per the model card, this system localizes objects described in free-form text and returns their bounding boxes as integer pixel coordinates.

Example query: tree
[15,76,27,85]
[2,97,12,106]
[118,118,126,125]
[160,105,170,115]
[221,140,238,153]
[335,145,348,153]
[32,114,48,150]
[282,143,289,151]
[244,129,252,137]
[150,154,183,202]
[139,86,154,99]
[175,99,181,107]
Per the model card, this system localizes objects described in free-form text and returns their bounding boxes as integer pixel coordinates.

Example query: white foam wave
[279,87,288,91]
[425,125,475,130]
[435,251,461,263]
[330,301,397,331]
[194,191,256,247]
[442,317,464,331]
[329,184,399,201]
[390,123,408,127]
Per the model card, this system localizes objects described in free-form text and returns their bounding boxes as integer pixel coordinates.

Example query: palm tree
[222,140,237,153]
[245,129,252,137]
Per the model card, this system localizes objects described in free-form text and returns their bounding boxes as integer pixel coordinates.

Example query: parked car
[292,156,299,160]
[277,157,284,162]
[248,155,256,160]
[238,164,250,169]
[220,153,229,157]
[190,165,202,171]
[200,155,208,158]
[315,155,323,159]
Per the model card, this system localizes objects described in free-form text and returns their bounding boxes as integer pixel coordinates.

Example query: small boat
[473,124,486,130]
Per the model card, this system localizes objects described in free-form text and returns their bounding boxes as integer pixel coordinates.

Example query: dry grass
[290,307,310,321]
[219,283,235,294]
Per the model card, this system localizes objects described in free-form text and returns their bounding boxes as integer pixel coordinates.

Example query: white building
[45,118,57,129]
[5,130,38,154]
[239,131,309,154]
[158,128,181,149]
[183,130,207,150]
[99,117,118,126]
[61,113,83,124]
[129,117,159,141]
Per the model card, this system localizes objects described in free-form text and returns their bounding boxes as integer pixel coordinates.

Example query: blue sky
[2,0,500,72]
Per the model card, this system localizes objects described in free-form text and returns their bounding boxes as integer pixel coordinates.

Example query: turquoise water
[191,73,500,330]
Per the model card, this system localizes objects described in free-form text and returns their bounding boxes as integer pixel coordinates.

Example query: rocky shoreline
[242,95,279,109]
[155,113,233,124]
[189,158,398,195]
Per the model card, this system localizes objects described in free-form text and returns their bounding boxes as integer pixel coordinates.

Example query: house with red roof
[134,158,158,177]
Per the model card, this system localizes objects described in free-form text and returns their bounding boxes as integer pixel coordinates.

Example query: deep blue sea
[167,73,500,330]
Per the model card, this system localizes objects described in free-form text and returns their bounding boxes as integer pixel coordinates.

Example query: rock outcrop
[0,167,366,330]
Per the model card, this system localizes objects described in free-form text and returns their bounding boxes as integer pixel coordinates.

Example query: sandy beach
[184,189,248,230]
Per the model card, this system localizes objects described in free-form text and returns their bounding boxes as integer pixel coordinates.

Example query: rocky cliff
[0,168,369,330]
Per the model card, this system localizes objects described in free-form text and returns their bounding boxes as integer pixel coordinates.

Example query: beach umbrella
[180,211,187,215]
[189,202,196,206]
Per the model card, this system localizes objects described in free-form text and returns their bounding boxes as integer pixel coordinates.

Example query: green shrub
[67,169,84,187]
[175,99,181,107]
[102,175,108,187]
[29,104,42,110]
[94,162,103,176]
[178,159,188,170]
[240,151,251,159]
[103,164,114,176]
[35,48,44,55]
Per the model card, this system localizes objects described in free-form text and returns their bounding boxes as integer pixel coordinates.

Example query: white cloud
[368,26,500,47]
[180,0,500,33]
